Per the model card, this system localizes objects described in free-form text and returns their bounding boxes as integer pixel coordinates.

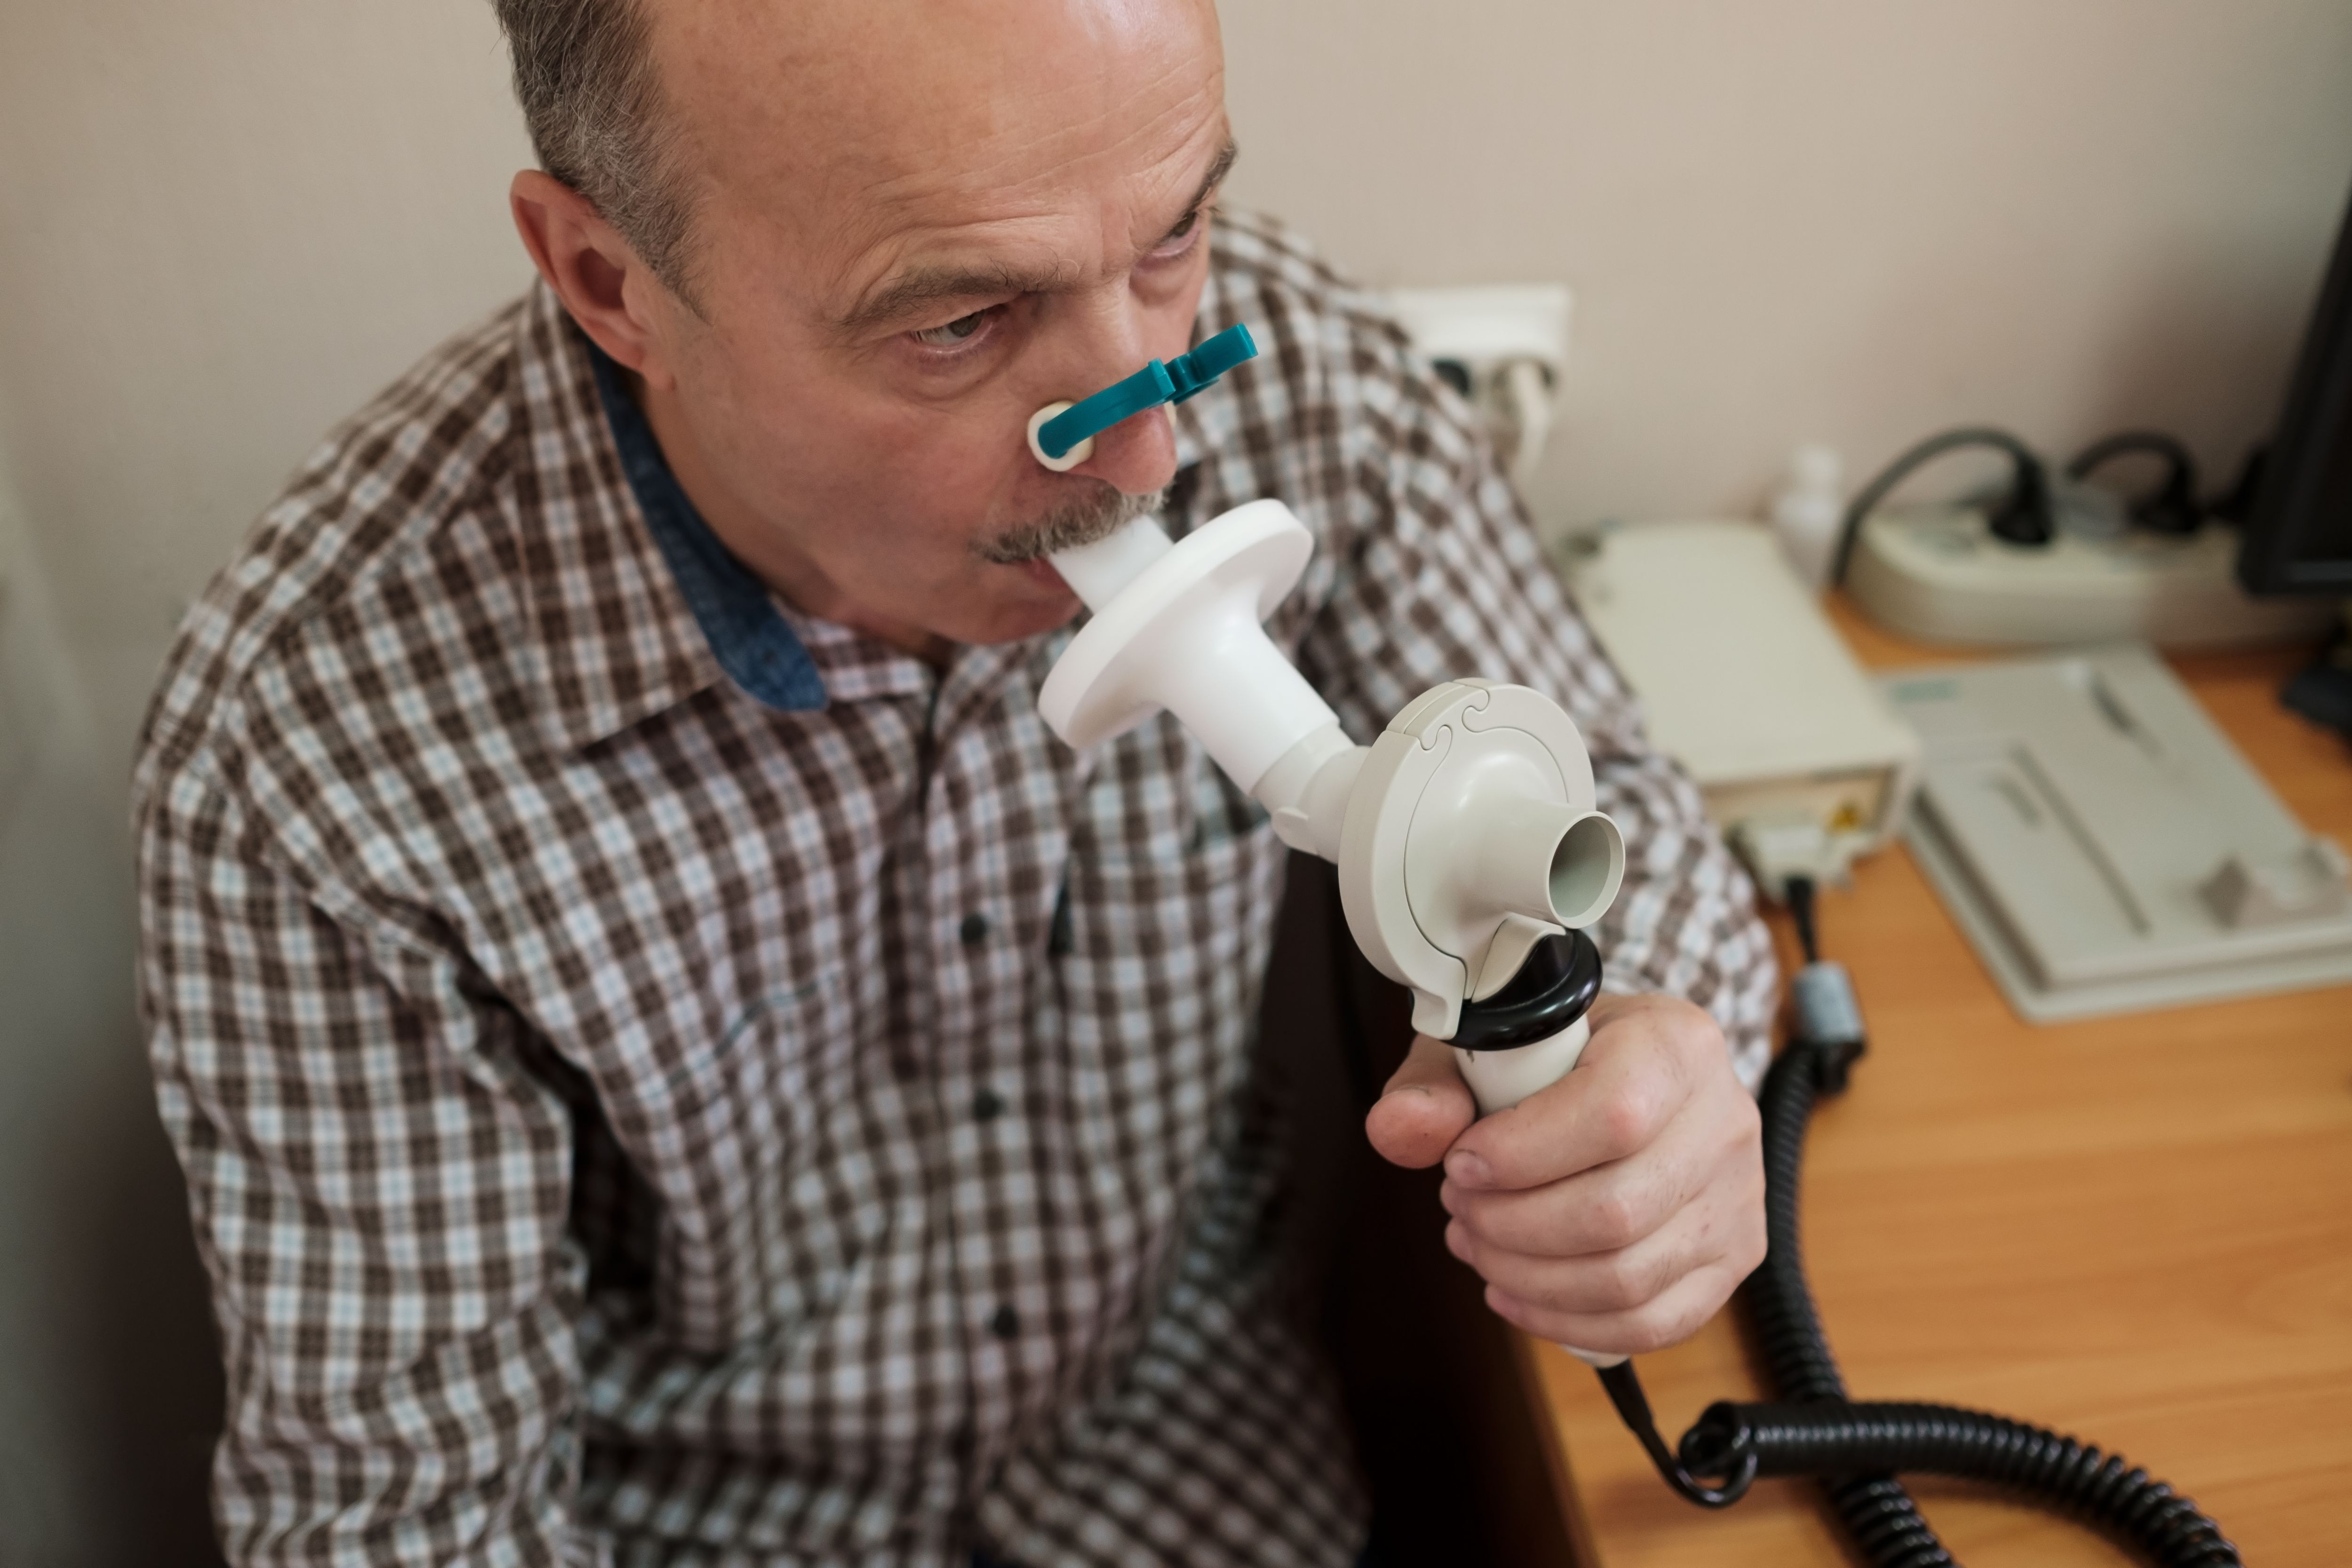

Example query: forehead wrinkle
[827,112,1228,335]
[852,75,1217,222]
[656,0,1226,327]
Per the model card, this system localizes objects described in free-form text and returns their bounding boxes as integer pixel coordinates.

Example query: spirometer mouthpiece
[1041,500,1627,1372]
[1038,502,1623,1044]
[1026,324,1259,471]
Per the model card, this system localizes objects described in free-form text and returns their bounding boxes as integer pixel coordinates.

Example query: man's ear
[509,170,681,389]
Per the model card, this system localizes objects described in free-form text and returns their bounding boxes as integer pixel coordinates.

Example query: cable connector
[1730,815,1856,908]
[1789,961,1867,1092]
[1790,961,1862,1050]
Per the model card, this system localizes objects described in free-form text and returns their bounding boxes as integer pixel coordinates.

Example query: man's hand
[1364,994,1765,1356]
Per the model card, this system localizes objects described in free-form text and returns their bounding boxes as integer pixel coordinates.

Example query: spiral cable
[1664,1033,2242,1566]
[1597,875,2243,1564]
[1732,1037,1954,1566]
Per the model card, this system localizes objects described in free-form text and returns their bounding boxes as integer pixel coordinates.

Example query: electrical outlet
[1385,284,1572,489]
[1387,284,1571,376]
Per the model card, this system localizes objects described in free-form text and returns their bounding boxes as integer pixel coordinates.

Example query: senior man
[135,0,1776,1564]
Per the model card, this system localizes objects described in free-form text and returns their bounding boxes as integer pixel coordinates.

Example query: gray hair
[490,0,700,302]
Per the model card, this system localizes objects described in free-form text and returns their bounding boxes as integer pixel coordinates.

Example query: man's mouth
[973,480,1168,567]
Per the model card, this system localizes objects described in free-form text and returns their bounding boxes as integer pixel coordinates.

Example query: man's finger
[1442,1077,1742,1256]
[1446,1197,1703,1317]
[1484,1253,1751,1360]
[1365,1032,1478,1170]
[1443,995,1711,1192]
[1445,1132,1762,1315]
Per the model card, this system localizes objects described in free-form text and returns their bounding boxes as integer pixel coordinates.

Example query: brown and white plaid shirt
[135,211,1776,1568]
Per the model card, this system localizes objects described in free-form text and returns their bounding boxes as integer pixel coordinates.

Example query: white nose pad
[1027,403,1095,472]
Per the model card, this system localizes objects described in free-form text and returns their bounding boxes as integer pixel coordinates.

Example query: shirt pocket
[628,968,874,1348]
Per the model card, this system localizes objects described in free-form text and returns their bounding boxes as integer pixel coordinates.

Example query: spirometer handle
[1451,1014,1627,1369]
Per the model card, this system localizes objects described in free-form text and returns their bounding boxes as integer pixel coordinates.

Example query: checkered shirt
[134,210,1777,1568]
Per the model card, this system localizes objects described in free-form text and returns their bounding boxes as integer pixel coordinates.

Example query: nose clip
[1027,323,1258,471]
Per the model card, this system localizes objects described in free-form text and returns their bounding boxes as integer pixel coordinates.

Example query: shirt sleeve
[137,758,599,1567]
[1295,322,1778,1087]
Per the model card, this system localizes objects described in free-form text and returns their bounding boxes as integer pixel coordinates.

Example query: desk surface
[1526,604,2352,1567]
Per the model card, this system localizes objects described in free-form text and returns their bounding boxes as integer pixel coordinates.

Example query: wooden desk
[1526,605,2352,1567]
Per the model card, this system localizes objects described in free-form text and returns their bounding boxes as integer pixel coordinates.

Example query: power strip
[1847,504,2341,649]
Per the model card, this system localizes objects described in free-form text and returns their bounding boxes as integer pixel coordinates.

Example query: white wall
[0,1,2346,1561]
[0,0,537,771]
[0,4,533,1562]
[1223,0,2352,531]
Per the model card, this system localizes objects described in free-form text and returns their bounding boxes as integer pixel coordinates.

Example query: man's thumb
[1365,1033,1478,1170]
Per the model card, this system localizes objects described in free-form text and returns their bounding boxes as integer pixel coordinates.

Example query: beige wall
[0,1,2346,1561]
[0,5,533,1561]
[0,0,536,764]
[1221,0,2352,532]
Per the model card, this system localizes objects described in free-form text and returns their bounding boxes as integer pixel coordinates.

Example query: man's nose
[1039,295,1185,498]
[1067,403,1178,498]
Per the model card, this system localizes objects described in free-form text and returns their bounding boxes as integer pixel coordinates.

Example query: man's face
[634,0,1229,647]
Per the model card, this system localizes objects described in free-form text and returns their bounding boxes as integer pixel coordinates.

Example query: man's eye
[912,309,995,348]
[1154,210,1201,254]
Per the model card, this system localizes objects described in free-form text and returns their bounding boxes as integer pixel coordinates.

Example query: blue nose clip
[1033,324,1258,462]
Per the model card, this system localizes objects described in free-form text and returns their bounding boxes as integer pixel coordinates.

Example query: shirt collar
[585,340,829,715]
[502,287,723,757]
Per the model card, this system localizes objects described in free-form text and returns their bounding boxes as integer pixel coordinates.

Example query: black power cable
[2066,431,2204,536]
[1594,876,2243,1566]
[1829,428,2055,587]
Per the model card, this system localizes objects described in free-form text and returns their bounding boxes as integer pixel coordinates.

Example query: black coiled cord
[1597,879,2242,1565]
[1683,1397,2242,1567]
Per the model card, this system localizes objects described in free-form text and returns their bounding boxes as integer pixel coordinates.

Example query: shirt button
[989,1305,1020,1339]
[959,912,990,948]
[972,1088,1006,1122]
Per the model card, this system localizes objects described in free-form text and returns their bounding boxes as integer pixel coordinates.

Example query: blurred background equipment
[1552,519,1920,898]
[1888,646,2352,1022]
[1767,443,1846,591]
[1833,424,2340,649]
[2233,185,2352,742]
[2236,194,2352,601]
[1386,284,1572,492]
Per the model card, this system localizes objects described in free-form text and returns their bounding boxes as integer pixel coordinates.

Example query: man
[135,0,1775,1563]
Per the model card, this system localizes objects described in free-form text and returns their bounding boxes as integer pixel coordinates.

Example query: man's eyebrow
[835,138,1239,338]
[836,261,1079,337]
[1183,138,1240,223]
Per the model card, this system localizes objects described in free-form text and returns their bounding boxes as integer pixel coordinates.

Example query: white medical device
[1887,644,2352,1021]
[1557,519,1920,891]
[1040,502,1627,1118]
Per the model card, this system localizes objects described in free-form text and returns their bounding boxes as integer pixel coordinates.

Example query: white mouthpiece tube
[1042,507,1346,797]
[1049,514,1172,610]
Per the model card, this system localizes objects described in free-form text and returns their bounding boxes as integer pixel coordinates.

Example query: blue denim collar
[587,342,827,713]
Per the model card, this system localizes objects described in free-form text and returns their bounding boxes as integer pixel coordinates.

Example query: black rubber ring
[1451,929,1603,1052]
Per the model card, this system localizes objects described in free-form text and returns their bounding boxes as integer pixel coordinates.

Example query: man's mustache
[972,480,1167,565]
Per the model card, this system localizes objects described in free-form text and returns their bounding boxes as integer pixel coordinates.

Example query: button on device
[959,912,990,947]
[990,1305,1019,1339]
[972,1088,1006,1122]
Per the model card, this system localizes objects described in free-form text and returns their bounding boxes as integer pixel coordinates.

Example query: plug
[1984,447,2056,547]
[1730,815,1854,906]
